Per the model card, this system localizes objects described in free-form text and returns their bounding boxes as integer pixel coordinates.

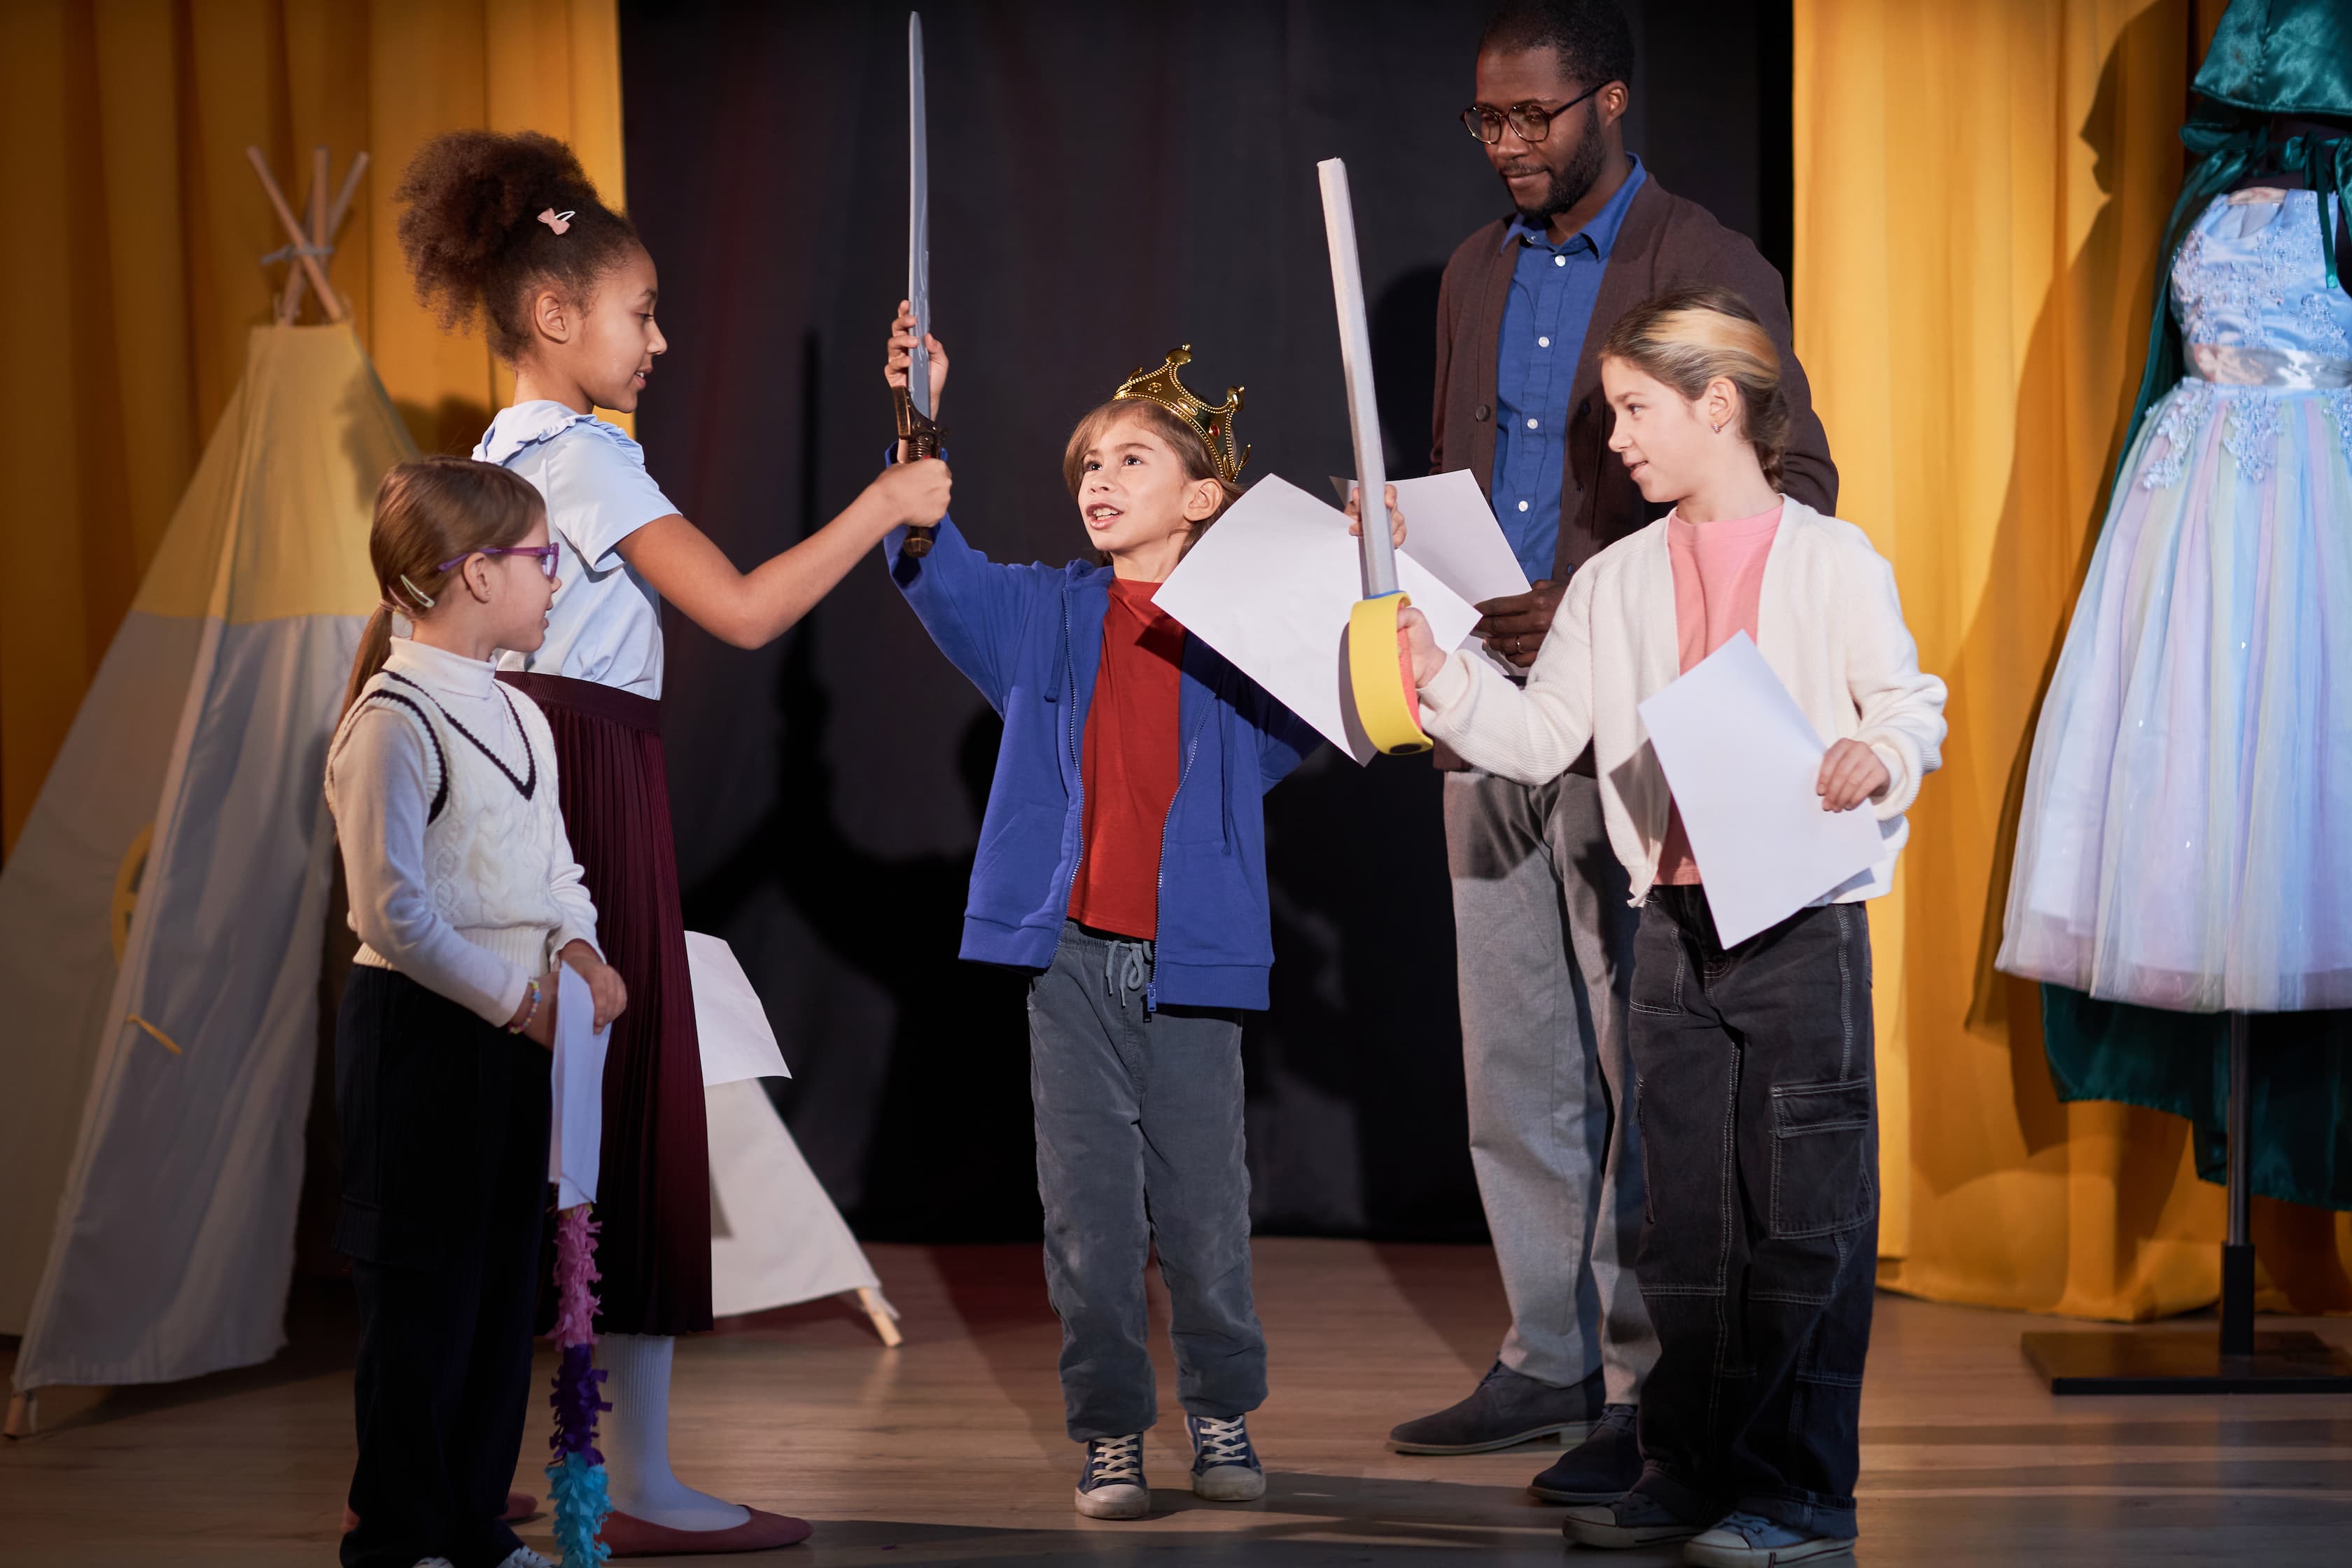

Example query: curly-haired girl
[394,129,948,1556]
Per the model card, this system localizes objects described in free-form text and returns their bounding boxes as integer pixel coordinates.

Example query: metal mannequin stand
[2022,1012,2352,1394]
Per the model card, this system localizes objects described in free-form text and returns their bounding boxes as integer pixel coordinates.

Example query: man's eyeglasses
[1460,80,1606,145]
[435,544,561,580]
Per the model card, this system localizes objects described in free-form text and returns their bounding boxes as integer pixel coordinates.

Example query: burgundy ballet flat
[597,1506,813,1556]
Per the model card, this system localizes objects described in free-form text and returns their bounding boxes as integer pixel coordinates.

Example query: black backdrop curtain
[618,0,1789,1242]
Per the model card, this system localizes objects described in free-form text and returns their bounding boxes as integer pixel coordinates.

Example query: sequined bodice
[2169,188,2351,362]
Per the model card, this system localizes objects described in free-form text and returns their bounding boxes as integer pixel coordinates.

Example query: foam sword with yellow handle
[1317,157,1431,755]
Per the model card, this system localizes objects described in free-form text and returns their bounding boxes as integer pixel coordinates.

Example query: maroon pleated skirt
[502,671,712,1336]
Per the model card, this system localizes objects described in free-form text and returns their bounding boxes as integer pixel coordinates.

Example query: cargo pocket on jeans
[1769,1079,1875,1238]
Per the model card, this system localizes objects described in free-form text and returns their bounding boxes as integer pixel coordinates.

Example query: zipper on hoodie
[1060,595,1088,913]
[1143,718,1206,1016]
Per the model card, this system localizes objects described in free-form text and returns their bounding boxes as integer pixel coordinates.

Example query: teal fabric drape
[2043,0,2352,1216]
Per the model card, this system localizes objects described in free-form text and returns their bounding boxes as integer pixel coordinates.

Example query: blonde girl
[1401,286,1946,1568]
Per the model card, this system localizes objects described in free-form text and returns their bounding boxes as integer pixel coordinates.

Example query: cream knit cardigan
[1417,497,1947,908]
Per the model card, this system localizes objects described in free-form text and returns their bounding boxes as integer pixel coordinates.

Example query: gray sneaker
[1387,1362,1604,1455]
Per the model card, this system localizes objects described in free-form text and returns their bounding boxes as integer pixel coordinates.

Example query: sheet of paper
[1636,632,1886,947]
[1331,470,1532,605]
[689,931,792,1085]
[1333,471,1528,677]
[549,964,608,1210]
[1158,475,1482,764]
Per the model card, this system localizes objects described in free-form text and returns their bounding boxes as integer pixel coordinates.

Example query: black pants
[336,967,550,1568]
[1625,888,1875,1539]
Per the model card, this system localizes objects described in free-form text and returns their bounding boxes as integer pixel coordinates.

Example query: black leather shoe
[1528,1402,1642,1502]
[1387,1363,1605,1455]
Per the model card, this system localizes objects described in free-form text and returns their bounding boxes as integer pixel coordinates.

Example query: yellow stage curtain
[1795,0,2352,1320]
[0,0,626,853]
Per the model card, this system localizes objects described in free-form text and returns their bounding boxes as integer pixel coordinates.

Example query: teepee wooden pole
[276,170,316,323]
[246,146,343,321]
[282,147,327,323]
[327,151,369,236]
[281,151,370,325]
[312,146,328,256]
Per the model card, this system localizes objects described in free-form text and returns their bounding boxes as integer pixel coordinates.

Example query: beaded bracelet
[509,976,542,1035]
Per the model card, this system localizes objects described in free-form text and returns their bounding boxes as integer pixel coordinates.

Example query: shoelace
[1714,1511,1802,1545]
[1088,1433,1145,1484]
[1193,1415,1254,1464]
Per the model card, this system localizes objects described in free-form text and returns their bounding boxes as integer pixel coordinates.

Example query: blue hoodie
[886,515,1322,1011]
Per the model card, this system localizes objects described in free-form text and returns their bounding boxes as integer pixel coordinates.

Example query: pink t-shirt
[1656,503,1784,886]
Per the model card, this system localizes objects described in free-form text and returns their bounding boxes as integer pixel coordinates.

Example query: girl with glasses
[327,456,626,1568]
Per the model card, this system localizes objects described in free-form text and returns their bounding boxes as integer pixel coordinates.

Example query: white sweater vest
[327,651,592,994]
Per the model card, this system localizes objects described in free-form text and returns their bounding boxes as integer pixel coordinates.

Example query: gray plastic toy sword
[896,10,944,556]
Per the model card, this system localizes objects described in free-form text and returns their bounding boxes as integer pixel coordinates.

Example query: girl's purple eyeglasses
[436,544,561,580]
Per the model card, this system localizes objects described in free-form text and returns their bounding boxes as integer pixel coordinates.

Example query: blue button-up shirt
[1490,157,1647,584]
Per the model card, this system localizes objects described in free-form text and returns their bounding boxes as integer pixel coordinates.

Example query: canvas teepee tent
[0,150,409,1428]
[0,321,410,1410]
[1,153,897,1431]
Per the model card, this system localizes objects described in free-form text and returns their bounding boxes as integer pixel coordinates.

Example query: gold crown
[1112,346,1249,486]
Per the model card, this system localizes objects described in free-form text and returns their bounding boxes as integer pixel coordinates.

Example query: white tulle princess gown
[2000,186,2352,1013]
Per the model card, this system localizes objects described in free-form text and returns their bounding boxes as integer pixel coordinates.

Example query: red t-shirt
[1067,580,1186,939]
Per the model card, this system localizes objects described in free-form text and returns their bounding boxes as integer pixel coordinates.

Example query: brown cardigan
[1430,173,1837,582]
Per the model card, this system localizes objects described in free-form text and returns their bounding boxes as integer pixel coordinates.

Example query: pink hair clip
[538,208,575,236]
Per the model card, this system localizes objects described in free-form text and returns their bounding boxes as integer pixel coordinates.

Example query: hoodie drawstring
[1102,935,1155,1013]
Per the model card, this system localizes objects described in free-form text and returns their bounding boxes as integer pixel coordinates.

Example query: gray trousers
[1028,921,1267,1440]
[1446,768,1656,1404]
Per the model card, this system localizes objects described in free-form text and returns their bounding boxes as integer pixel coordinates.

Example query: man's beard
[1510,102,1606,224]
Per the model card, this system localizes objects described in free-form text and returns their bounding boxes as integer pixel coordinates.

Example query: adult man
[1387,0,1837,1510]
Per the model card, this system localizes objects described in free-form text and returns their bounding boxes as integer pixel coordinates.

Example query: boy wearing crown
[881,311,1387,1518]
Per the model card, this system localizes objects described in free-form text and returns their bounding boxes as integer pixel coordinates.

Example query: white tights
[598,1333,748,1532]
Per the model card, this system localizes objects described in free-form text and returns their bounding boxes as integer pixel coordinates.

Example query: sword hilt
[892,384,945,557]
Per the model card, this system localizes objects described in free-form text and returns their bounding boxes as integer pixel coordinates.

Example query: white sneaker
[496,1550,554,1568]
[1683,1512,1856,1567]
[1074,1432,1149,1519]
[1561,1493,1702,1548]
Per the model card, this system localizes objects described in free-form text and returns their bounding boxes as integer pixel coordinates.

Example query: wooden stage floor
[6,1239,2351,1565]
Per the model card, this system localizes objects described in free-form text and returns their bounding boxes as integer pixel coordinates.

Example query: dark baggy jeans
[1625,887,1876,1540]
[1028,920,1267,1440]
